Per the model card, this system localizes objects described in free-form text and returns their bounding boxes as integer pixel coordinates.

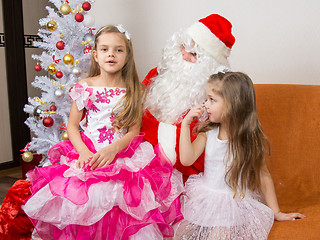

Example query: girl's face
[93,32,127,75]
[204,82,225,124]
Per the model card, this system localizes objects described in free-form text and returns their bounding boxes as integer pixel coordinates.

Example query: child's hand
[274,211,306,221]
[182,104,205,126]
[77,150,94,169]
[89,144,118,170]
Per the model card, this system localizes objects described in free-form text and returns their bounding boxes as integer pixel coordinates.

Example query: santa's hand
[158,122,177,165]
[183,104,205,126]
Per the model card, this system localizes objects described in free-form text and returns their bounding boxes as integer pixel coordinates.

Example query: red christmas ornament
[43,116,54,127]
[82,2,91,11]
[49,105,57,111]
[34,64,42,72]
[75,13,84,22]
[83,46,92,54]
[56,40,65,50]
[56,71,63,78]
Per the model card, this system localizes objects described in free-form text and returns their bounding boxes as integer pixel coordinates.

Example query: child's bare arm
[260,163,306,221]
[67,102,94,169]
[179,105,206,166]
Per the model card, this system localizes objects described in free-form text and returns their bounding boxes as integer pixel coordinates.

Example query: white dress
[174,127,274,240]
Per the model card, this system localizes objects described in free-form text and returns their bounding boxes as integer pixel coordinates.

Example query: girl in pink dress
[175,72,305,239]
[21,25,183,240]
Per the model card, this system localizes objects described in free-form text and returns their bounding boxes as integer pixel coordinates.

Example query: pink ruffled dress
[22,83,184,240]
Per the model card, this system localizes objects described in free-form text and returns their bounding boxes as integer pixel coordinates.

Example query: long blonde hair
[89,25,145,130]
[199,72,269,197]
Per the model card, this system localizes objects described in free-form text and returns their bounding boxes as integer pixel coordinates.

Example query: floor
[0,166,22,179]
[0,166,22,204]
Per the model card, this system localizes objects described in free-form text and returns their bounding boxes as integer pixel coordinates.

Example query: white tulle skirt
[174,174,274,240]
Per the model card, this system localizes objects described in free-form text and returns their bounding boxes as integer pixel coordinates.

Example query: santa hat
[187,14,235,65]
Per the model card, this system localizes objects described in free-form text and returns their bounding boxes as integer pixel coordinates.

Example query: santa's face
[145,29,229,124]
[181,46,197,63]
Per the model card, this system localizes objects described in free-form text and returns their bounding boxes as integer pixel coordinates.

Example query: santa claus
[141,14,235,181]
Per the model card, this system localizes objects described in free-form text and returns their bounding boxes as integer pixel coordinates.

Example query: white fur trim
[158,122,177,165]
[187,22,231,66]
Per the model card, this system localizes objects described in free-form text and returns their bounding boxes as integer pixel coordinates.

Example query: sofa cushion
[254,84,320,239]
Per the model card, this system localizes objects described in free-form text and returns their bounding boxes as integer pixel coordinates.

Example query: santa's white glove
[158,122,177,165]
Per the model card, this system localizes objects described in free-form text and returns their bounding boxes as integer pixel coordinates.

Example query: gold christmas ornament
[22,151,33,162]
[47,63,57,74]
[60,4,71,15]
[62,131,69,141]
[46,20,58,32]
[63,53,74,65]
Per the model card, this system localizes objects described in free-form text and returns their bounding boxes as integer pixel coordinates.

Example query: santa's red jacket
[141,68,204,182]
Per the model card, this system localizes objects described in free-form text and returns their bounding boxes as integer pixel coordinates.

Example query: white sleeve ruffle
[69,82,94,111]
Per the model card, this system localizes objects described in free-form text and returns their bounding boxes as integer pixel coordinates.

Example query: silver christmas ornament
[33,106,43,116]
[72,66,82,77]
[83,14,95,27]
[33,105,45,119]
[54,89,64,98]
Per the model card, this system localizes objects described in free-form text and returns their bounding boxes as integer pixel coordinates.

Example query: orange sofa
[254,84,320,239]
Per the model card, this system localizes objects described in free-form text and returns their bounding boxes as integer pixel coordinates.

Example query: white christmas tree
[21,0,97,167]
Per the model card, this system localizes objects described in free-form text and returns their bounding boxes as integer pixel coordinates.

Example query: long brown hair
[89,25,145,130]
[199,72,269,197]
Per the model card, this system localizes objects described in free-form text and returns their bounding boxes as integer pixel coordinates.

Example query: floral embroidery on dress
[110,113,115,123]
[90,103,100,113]
[69,82,94,110]
[97,126,115,144]
[114,88,126,95]
[96,88,126,104]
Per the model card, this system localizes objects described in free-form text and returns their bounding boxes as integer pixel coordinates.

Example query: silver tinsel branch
[24,0,96,166]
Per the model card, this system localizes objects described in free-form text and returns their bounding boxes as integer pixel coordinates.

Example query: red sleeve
[174,120,205,183]
[142,68,158,87]
[141,109,160,147]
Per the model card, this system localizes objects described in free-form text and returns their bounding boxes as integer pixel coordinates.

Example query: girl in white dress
[175,72,305,239]
[22,25,183,240]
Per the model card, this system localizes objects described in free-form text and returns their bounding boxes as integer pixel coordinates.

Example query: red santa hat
[187,14,235,65]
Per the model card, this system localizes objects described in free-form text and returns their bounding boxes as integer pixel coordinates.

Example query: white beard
[145,29,229,124]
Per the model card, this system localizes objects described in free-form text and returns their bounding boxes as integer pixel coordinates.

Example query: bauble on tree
[75,13,84,22]
[82,2,91,11]
[34,64,42,72]
[43,116,54,127]
[56,40,65,50]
